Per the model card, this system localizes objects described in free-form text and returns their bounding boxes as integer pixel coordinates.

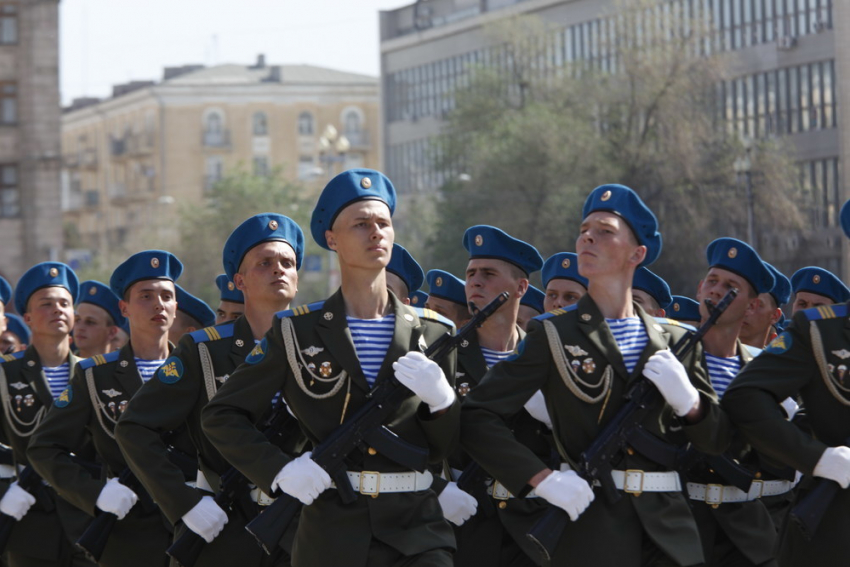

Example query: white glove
[813,446,850,488]
[95,477,138,520]
[524,390,553,430]
[271,452,332,506]
[181,495,228,543]
[393,351,455,412]
[0,481,36,521]
[438,481,478,526]
[642,350,699,417]
[780,397,799,420]
[534,470,594,522]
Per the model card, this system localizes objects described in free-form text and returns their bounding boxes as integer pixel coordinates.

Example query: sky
[60,0,412,105]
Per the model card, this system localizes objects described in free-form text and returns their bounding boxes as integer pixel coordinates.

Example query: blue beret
[78,281,125,328]
[426,269,467,307]
[842,199,850,239]
[582,184,662,266]
[632,267,673,309]
[669,296,701,322]
[311,169,396,250]
[175,285,216,328]
[110,250,182,299]
[790,267,850,304]
[4,313,30,344]
[222,213,305,279]
[542,252,588,290]
[216,274,244,304]
[386,244,424,296]
[15,262,79,315]
[521,285,545,313]
[462,225,543,276]
[764,263,791,306]
[409,290,429,307]
[705,238,774,294]
[0,276,11,306]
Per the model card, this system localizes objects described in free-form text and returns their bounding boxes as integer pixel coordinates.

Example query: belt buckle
[491,480,509,501]
[750,479,764,499]
[623,469,645,497]
[359,471,380,498]
[706,483,724,508]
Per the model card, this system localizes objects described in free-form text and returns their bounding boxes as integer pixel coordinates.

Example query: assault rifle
[245,292,510,554]
[526,288,738,562]
[789,436,850,540]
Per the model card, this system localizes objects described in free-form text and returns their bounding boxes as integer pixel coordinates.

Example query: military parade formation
[0,168,848,566]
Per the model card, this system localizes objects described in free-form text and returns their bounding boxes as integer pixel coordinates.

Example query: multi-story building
[61,56,379,264]
[0,0,62,285]
[380,0,849,278]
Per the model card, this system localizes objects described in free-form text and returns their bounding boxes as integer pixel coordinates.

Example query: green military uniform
[114,315,298,567]
[461,296,732,567]
[722,303,850,565]
[0,347,94,567]
[27,344,175,567]
[202,291,460,567]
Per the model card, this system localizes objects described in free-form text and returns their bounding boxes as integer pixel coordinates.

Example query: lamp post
[733,137,755,245]
[318,124,350,296]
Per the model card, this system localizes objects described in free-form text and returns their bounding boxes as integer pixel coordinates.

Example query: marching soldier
[425,269,469,328]
[202,169,460,567]
[632,267,673,318]
[410,290,429,308]
[214,274,244,325]
[73,281,124,359]
[1,314,29,354]
[517,285,545,331]
[460,184,731,566]
[0,262,94,567]
[385,243,425,307]
[168,285,216,344]
[739,264,789,349]
[27,250,186,567]
[541,252,587,312]
[721,200,850,565]
[669,296,701,327]
[788,266,849,315]
[115,213,305,567]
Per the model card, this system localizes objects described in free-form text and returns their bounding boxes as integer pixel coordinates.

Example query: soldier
[461,184,731,566]
[788,266,849,315]
[73,281,124,359]
[27,250,186,567]
[740,264,790,349]
[669,296,702,327]
[215,274,244,325]
[425,269,469,328]
[168,285,216,344]
[410,290,429,308]
[202,169,459,567]
[721,200,850,565]
[541,252,587,312]
[0,262,94,567]
[385,243,425,307]
[1,314,30,354]
[114,213,305,567]
[518,285,545,331]
[0,275,11,335]
[632,267,673,318]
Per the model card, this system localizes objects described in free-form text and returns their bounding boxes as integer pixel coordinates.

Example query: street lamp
[318,124,350,295]
[733,136,755,245]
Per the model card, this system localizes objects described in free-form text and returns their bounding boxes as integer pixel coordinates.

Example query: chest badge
[564,345,588,357]
[571,359,581,373]
[460,340,469,348]
[215,374,229,384]
[102,389,122,398]
[23,394,34,407]
[837,365,847,383]
[319,361,333,378]
[832,349,850,360]
[301,346,324,358]
[9,381,27,391]
[457,382,471,397]
[235,339,245,348]
[581,357,597,374]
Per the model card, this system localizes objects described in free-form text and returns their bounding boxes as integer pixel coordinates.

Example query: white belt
[195,470,213,493]
[0,464,15,479]
[608,469,682,495]
[489,480,538,500]
[687,478,798,506]
[249,487,276,506]
[336,470,433,497]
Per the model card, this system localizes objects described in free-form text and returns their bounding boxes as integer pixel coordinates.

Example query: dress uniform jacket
[0,346,93,565]
[114,315,298,567]
[722,303,850,565]
[202,290,460,567]
[27,343,173,567]
[461,296,732,567]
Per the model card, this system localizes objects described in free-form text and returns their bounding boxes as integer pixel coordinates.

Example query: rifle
[75,467,145,560]
[526,288,738,562]
[245,292,510,554]
[789,436,850,540]
[456,462,496,519]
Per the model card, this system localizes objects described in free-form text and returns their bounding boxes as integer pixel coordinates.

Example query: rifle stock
[790,435,850,540]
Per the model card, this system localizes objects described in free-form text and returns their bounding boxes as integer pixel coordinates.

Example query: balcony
[202,129,231,149]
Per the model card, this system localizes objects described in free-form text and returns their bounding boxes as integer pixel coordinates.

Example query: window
[298,156,315,180]
[0,164,18,217]
[298,111,314,136]
[253,112,268,136]
[205,112,223,134]
[204,157,223,192]
[0,82,14,124]
[0,4,16,45]
[253,156,269,177]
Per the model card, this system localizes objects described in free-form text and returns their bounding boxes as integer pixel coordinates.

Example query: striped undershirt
[43,363,70,399]
[480,347,513,369]
[135,358,166,383]
[705,353,741,398]
[606,317,648,375]
[347,314,395,387]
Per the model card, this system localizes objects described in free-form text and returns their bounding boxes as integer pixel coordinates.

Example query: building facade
[0,0,62,285]
[380,0,848,278]
[61,57,380,265]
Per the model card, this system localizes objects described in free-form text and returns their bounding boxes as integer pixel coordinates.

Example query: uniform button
[498,501,507,509]
[367,447,377,456]
[626,447,635,456]
[755,472,762,479]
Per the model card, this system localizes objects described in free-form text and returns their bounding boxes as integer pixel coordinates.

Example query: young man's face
[517,305,541,332]
[632,289,664,317]
[325,200,393,271]
[215,300,244,325]
[25,287,75,338]
[740,293,781,344]
[696,268,757,325]
[576,212,645,279]
[0,331,23,353]
[791,291,833,315]
[120,280,177,336]
[465,258,527,313]
[74,303,116,354]
[234,240,298,307]
[543,279,586,312]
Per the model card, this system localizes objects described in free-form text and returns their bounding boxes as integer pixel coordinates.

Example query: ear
[119,299,129,318]
[769,307,782,326]
[696,280,704,297]
[325,229,337,251]
[744,296,759,317]
[107,326,119,342]
[630,245,647,266]
[233,273,245,292]
[658,308,666,318]
[516,278,529,298]
[23,312,31,326]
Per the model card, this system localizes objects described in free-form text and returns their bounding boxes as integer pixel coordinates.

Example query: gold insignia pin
[813,275,821,284]
[474,235,483,246]
[49,267,59,277]
[361,177,372,189]
[268,219,278,230]
[88,286,97,296]
[581,357,596,374]
[227,281,235,291]
[727,248,738,259]
[151,257,160,268]
[411,296,419,304]
[323,312,333,321]
[673,303,680,312]
[562,258,571,269]
[601,190,612,201]
[319,361,333,378]
[435,277,443,287]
